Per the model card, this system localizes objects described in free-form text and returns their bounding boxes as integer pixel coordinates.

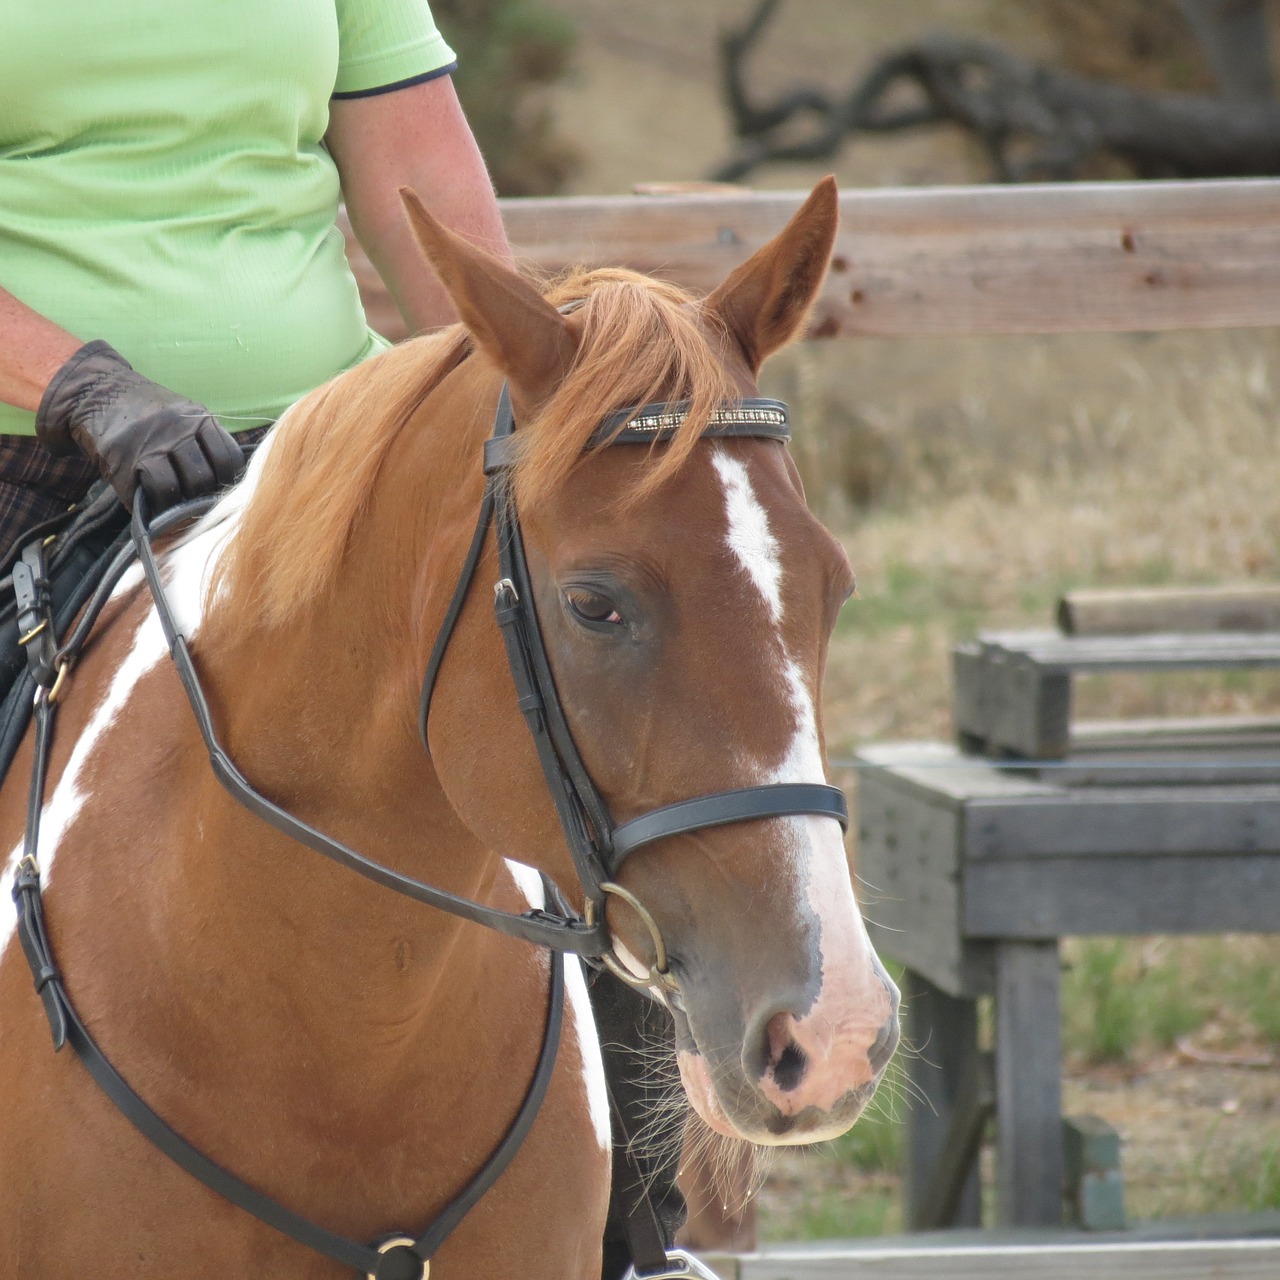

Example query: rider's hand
[34,340,243,514]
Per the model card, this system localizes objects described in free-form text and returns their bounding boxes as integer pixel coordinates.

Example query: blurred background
[438,0,1280,1242]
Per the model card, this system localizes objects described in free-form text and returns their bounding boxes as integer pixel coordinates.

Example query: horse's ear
[400,188,576,414]
[704,176,839,374]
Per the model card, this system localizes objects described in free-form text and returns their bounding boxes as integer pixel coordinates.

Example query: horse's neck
[141,390,517,1071]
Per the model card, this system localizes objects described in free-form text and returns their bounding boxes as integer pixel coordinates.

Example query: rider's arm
[0,286,84,412]
[326,73,513,334]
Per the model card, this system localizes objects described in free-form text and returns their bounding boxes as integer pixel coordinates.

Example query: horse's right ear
[704,176,839,375]
[400,188,577,416]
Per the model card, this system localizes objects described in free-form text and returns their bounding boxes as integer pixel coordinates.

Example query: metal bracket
[625,1250,723,1280]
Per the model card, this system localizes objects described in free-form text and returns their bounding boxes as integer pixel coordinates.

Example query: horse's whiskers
[678,1114,770,1215]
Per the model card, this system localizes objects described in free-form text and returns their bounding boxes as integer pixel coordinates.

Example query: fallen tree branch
[712,0,1280,183]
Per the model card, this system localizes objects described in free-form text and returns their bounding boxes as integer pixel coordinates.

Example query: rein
[11,383,848,1279]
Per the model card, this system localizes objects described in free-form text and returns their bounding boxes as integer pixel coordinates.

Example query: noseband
[418,384,849,990]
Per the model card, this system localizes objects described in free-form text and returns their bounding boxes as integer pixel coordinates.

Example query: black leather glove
[35,340,243,514]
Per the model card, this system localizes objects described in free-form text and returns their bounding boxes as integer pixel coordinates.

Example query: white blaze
[710,445,880,1034]
[711,452,783,625]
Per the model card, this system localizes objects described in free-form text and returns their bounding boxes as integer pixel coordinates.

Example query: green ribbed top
[0,0,455,435]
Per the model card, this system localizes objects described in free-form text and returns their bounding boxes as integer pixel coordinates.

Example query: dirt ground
[539,0,1280,1240]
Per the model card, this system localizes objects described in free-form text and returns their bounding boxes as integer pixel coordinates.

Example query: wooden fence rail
[344,177,1280,342]
[700,1238,1280,1279]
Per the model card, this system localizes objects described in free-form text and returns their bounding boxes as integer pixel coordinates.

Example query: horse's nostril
[773,1041,808,1092]
[762,1012,810,1093]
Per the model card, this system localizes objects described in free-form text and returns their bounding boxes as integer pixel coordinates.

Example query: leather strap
[13,781,566,1277]
[604,1080,672,1276]
[609,783,848,870]
[131,497,608,958]
[481,397,791,474]
[13,541,57,689]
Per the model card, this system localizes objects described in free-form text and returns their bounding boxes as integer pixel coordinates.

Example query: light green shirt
[0,0,456,435]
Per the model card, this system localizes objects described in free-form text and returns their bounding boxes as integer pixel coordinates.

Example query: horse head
[405,179,899,1147]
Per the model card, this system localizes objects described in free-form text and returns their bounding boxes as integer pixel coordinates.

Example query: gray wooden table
[855,739,1280,1228]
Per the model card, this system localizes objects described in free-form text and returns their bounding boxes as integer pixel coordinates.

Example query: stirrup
[623,1250,722,1280]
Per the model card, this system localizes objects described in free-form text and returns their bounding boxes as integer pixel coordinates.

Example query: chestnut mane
[215,267,736,629]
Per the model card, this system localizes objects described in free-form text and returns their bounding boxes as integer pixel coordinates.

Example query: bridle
[11,381,849,1279]
[419,384,850,992]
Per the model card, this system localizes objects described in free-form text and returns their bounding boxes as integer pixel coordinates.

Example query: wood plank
[341,178,1280,341]
[964,785,1280,859]
[965,854,1280,936]
[727,1238,1280,1279]
[976,630,1280,670]
[1055,717,1280,785]
[854,743,1058,804]
[1058,586,1280,636]
[1073,714,1280,746]
[902,973,985,1230]
[995,942,1064,1228]
[854,764,995,996]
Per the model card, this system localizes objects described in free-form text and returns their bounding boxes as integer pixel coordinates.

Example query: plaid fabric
[0,436,98,563]
[0,426,272,568]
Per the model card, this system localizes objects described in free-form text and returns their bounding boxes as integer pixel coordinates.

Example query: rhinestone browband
[482,397,791,475]
[603,401,789,435]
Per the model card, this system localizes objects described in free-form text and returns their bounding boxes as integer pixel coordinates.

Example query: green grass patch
[828,1111,904,1175]
[1064,941,1141,1063]
[760,1182,900,1242]
[1062,939,1216,1063]
[840,560,987,638]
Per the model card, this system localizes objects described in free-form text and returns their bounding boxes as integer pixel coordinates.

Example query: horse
[0,176,899,1278]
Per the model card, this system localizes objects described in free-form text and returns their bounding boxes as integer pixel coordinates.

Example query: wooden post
[994,941,1064,1227]
[903,971,984,1228]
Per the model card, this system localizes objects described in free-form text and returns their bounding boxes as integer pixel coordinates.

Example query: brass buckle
[17,619,48,647]
[585,881,679,995]
[47,656,72,706]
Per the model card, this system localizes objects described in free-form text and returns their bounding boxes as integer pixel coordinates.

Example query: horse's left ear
[400,188,577,416]
[704,176,839,374]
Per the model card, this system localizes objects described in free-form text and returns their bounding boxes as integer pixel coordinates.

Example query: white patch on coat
[0,604,168,968]
[0,425,281,998]
[505,860,611,1151]
[711,451,783,625]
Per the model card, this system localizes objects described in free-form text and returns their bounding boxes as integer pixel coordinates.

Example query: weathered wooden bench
[855,587,1280,1229]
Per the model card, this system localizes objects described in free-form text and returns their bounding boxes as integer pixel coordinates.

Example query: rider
[0,0,506,536]
[0,3,684,1275]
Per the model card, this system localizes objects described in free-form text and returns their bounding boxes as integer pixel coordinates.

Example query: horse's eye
[564,587,624,627]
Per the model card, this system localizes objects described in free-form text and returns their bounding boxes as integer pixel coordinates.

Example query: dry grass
[764,328,1280,748]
